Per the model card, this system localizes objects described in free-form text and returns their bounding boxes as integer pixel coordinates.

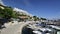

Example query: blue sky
[2,0,60,19]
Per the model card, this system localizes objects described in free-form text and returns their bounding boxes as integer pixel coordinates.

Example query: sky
[1,0,60,19]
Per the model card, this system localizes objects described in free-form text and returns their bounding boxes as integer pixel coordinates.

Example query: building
[18,16,29,21]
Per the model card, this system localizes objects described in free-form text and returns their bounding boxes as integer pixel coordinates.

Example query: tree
[0,8,5,18]
[40,18,46,20]
[1,7,18,19]
[33,16,39,21]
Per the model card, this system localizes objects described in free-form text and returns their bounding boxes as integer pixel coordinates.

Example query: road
[0,21,35,34]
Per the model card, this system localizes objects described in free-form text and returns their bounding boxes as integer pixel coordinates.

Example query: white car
[33,31,42,34]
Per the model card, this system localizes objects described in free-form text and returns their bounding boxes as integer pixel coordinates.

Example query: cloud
[0,0,5,5]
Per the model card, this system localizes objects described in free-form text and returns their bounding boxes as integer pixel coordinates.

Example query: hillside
[0,4,17,19]
[0,4,33,18]
[0,4,33,29]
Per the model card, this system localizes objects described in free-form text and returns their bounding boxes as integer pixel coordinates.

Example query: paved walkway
[0,21,35,34]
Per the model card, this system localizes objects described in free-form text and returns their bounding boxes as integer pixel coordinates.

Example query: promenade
[0,21,36,34]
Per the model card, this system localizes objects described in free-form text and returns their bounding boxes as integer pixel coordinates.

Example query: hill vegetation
[0,4,18,19]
